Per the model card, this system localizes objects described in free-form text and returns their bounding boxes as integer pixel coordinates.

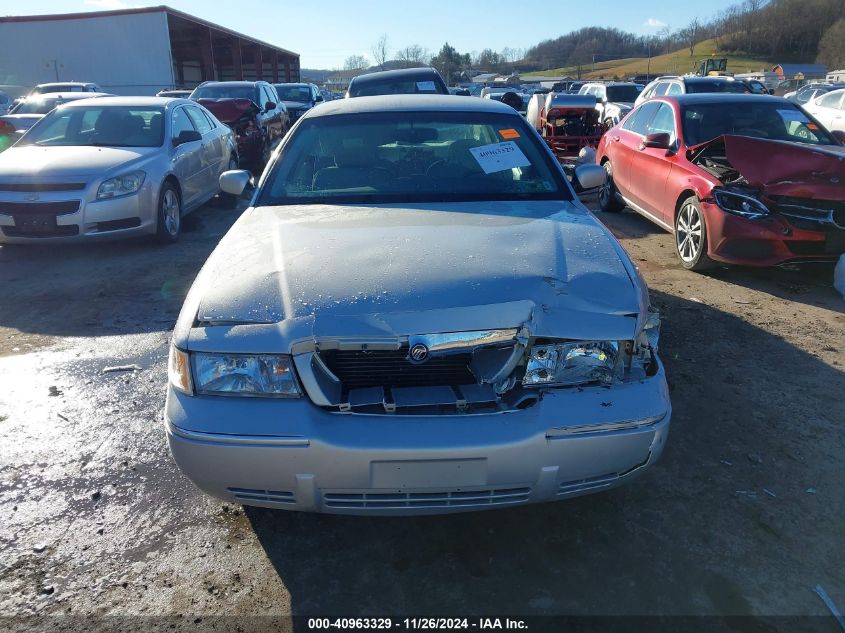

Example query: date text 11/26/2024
[308,618,529,630]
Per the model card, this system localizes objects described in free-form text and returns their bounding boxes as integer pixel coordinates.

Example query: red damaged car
[597,94,845,270]
[190,81,287,165]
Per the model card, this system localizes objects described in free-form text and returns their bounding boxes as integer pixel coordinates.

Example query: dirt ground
[0,192,843,632]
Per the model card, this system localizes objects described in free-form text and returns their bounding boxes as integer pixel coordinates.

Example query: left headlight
[97,170,146,200]
[523,341,620,387]
[192,352,301,398]
[712,187,770,220]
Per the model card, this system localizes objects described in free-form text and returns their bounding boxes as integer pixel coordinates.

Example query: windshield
[682,102,836,146]
[191,85,256,102]
[275,86,311,102]
[686,81,750,94]
[606,86,641,102]
[12,98,62,115]
[349,77,446,97]
[259,111,570,205]
[20,106,165,148]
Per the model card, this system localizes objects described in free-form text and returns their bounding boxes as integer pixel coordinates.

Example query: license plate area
[370,459,488,488]
[13,214,58,234]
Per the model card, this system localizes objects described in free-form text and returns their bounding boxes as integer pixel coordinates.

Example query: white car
[0,97,238,243]
[802,89,845,133]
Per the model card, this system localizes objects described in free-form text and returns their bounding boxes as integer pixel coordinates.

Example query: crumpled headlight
[712,187,770,219]
[97,170,145,200]
[523,341,620,387]
[192,352,301,397]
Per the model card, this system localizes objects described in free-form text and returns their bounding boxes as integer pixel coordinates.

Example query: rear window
[349,76,447,98]
[606,86,642,102]
[685,81,750,94]
[12,98,62,115]
[191,85,256,102]
[260,111,570,205]
[275,86,312,102]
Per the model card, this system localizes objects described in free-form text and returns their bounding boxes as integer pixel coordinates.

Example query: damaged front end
[291,309,661,416]
[690,135,845,230]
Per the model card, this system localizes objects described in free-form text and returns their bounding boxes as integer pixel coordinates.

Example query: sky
[0,0,741,69]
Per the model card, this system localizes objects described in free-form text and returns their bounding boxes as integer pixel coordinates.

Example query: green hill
[524,38,777,80]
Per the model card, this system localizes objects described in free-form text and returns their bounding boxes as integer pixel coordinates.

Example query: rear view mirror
[173,129,201,146]
[219,169,253,196]
[640,132,672,150]
[573,164,606,191]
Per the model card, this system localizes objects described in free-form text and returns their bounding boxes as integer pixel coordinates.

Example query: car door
[810,91,844,130]
[630,101,679,228]
[170,106,203,208]
[607,100,661,203]
[185,105,220,194]
[260,84,281,142]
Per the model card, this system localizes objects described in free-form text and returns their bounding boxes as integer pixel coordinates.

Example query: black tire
[598,161,625,212]
[674,196,714,272]
[155,181,181,244]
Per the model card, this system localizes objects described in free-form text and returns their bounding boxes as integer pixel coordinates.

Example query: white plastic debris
[102,364,142,373]
[835,255,845,300]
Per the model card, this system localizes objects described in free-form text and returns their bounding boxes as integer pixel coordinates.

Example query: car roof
[351,67,441,85]
[305,94,517,118]
[21,92,111,102]
[681,76,740,84]
[197,81,261,88]
[659,94,791,105]
[60,96,181,107]
[36,81,94,87]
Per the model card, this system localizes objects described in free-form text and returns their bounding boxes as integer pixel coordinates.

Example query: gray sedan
[166,95,671,515]
[0,96,237,243]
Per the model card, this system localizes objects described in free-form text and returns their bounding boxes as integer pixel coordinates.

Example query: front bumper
[165,364,672,515]
[702,201,845,266]
[0,183,157,244]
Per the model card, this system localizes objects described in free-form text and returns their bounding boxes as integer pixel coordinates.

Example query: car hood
[197,98,258,124]
[689,134,845,198]
[182,201,646,351]
[0,145,159,179]
[608,101,634,109]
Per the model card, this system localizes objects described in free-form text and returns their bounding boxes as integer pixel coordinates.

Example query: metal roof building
[0,6,300,97]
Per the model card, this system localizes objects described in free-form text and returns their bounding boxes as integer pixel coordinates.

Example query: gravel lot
[0,192,843,630]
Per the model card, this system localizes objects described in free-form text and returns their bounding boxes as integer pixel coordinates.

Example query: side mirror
[219,170,253,196]
[173,129,201,146]
[768,89,775,95]
[265,101,276,112]
[315,95,324,102]
[573,164,606,191]
[640,132,672,150]
[832,130,845,145]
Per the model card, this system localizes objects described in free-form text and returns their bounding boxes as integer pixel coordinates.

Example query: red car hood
[690,135,845,199]
[196,98,258,125]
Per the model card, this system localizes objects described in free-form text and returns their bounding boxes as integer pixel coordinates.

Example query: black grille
[3,224,79,238]
[320,348,476,389]
[0,183,86,192]
[770,196,845,232]
[0,201,80,215]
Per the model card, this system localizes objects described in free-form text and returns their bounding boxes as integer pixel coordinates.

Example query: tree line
[336,0,845,83]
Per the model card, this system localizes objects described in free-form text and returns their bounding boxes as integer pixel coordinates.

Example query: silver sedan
[0,96,237,243]
[166,95,671,515]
